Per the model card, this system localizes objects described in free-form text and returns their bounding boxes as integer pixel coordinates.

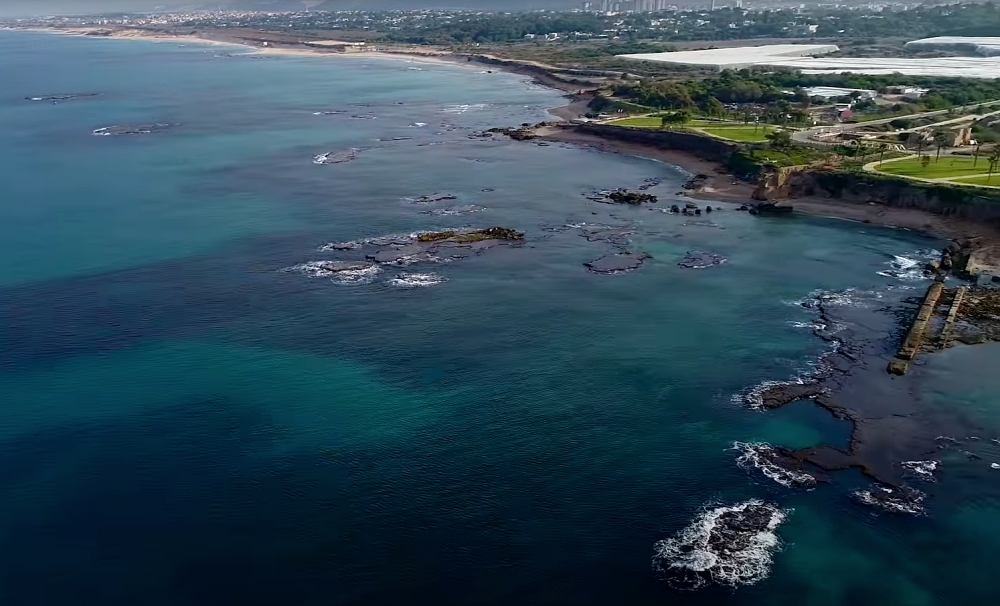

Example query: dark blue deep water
[2,30,999,606]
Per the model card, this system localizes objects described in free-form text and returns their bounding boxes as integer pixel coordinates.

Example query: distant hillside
[230,0,580,10]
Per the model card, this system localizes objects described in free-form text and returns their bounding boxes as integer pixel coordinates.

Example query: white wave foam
[732,442,816,488]
[330,265,381,285]
[877,249,939,281]
[788,287,880,309]
[318,232,422,251]
[442,103,489,114]
[788,320,828,330]
[283,261,381,285]
[733,378,810,411]
[853,485,925,515]
[409,122,427,127]
[901,460,939,481]
[387,272,447,288]
[652,500,789,590]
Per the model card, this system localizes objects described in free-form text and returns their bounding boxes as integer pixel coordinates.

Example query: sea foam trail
[732,442,817,488]
[652,500,789,591]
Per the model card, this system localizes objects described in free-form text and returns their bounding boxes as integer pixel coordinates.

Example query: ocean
[1,30,998,605]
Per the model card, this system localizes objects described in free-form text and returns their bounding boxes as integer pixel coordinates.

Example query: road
[792,99,1000,145]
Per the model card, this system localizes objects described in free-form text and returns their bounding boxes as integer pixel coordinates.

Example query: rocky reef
[291,227,526,287]
[678,251,727,269]
[585,252,651,274]
[652,499,788,591]
[403,193,457,205]
[416,227,524,244]
[608,189,657,205]
[313,148,360,164]
[480,121,556,141]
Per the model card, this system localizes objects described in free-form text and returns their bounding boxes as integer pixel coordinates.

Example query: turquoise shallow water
[1,30,999,606]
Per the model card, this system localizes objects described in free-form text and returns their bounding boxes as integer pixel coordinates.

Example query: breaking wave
[442,103,489,114]
[652,500,789,591]
[387,272,447,288]
[732,442,817,488]
[877,249,939,281]
[282,261,381,285]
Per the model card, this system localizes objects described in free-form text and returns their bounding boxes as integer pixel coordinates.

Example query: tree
[921,155,932,170]
[988,147,1000,184]
[933,131,950,162]
[660,109,692,129]
[706,96,725,120]
[766,128,792,149]
[878,143,888,167]
[974,140,983,167]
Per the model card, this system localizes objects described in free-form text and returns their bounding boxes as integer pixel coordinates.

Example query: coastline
[14,25,999,247]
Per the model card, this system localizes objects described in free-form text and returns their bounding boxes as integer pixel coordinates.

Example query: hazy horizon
[0,0,589,18]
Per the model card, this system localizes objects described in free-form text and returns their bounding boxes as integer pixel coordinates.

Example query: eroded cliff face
[573,123,739,164]
[754,166,1000,225]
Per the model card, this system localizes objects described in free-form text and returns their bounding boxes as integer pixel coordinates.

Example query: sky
[0,0,583,17]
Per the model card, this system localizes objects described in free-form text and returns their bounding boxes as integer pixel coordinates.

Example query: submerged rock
[92,123,175,136]
[420,204,486,216]
[585,252,651,274]
[403,193,458,205]
[313,148,360,165]
[678,251,727,269]
[27,93,100,104]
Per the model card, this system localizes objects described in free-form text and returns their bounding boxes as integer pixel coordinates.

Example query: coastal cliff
[572,123,739,165]
[753,166,1000,226]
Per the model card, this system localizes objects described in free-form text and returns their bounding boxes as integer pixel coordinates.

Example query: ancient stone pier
[888,281,944,375]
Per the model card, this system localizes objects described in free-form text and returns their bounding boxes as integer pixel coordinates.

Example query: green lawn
[949,174,1000,187]
[875,155,992,179]
[608,116,664,127]
[607,116,776,141]
[693,124,775,142]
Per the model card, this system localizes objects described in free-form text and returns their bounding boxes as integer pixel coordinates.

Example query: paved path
[793,99,1000,145]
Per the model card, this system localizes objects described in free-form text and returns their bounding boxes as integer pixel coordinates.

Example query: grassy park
[950,174,1000,187]
[875,155,992,180]
[692,123,775,142]
[608,115,775,142]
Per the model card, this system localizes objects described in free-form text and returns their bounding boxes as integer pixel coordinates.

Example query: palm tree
[933,131,949,162]
[878,143,888,167]
[974,141,983,168]
[988,147,1000,184]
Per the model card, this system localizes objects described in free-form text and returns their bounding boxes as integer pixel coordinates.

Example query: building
[802,86,877,101]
